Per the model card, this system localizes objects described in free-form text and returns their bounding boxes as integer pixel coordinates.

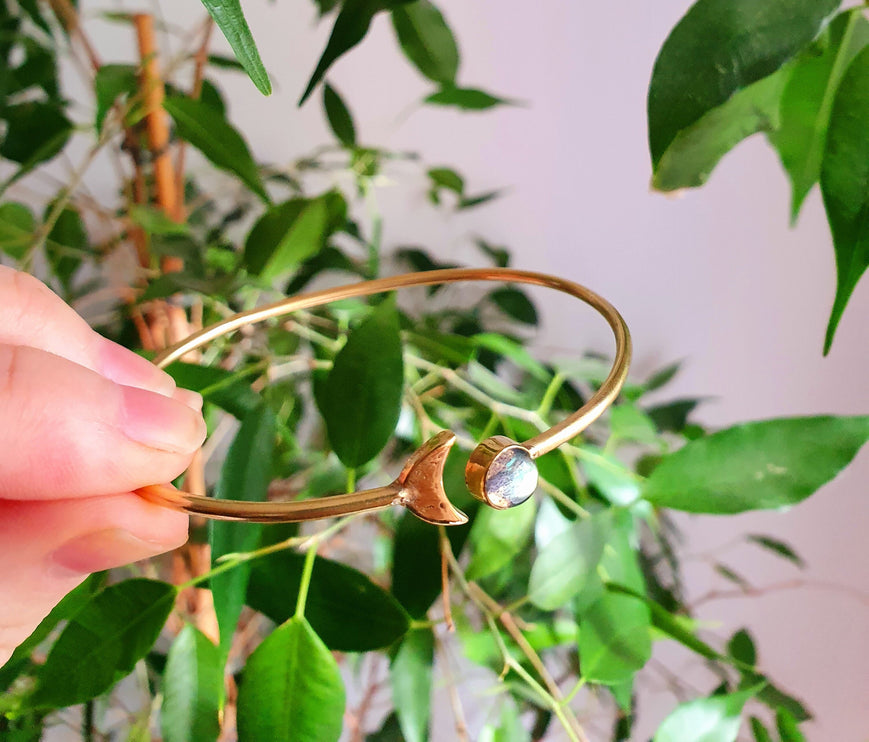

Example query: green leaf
[473,332,549,382]
[207,54,246,72]
[648,0,839,171]
[366,713,404,742]
[29,579,177,709]
[210,405,275,656]
[161,625,222,742]
[610,404,659,445]
[528,512,610,610]
[247,551,410,651]
[466,496,536,580]
[300,0,388,105]
[578,512,651,684]
[746,534,805,569]
[644,361,682,392]
[776,708,807,741]
[580,447,641,506]
[236,616,345,742]
[390,629,434,742]
[163,95,269,203]
[0,101,72,167]
[646,398,703,433]
[424,86,511,110]
[164,362,262,419]
[651,68,789,191]
[0,202,35,260]
[323,82,356,146]
[199,0,271,95]
[45,205,88,291]
[727,628,757,668]
[0,574,105,692]
[317,297,404,467]
[654,686,760,742]
[607,583,724,664]
[244,193,344,280]
[579,591,651,685]
[643,416,869,514]
[750,717,774,742]
[428,166,464,195]
[488,287,538,325]
[820,44,869,353]
[94,63,138,133]
[129,205,189,235]
[773,11,869,221]
[391,0,459,85]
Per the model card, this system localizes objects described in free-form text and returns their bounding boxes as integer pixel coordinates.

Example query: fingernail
[173,387,203,412]
[49,528,176,578]
[99,339,176,397]
[120,385,207,453]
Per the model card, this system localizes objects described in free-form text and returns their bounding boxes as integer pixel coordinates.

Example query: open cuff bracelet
[136,268,631,526]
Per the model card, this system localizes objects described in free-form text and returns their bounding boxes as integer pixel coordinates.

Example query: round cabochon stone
[483,445,538,508]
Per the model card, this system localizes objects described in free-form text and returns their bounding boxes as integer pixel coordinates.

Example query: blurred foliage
[0,0,866,740]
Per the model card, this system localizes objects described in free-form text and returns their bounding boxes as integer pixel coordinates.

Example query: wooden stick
[134,13,184,273]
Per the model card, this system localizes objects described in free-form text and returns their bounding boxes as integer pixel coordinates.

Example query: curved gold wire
[136,268,631,525]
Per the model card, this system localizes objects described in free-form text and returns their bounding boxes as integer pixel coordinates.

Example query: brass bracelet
[136,268,631,526]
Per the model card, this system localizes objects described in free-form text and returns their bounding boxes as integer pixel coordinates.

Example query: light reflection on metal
[135,268,631,525]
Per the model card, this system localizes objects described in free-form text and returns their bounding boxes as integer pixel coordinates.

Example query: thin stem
[537,371,567,418]
[82,699,95,742]
[295,543,318,618]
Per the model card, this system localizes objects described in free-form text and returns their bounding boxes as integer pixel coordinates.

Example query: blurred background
[75,0,868,737]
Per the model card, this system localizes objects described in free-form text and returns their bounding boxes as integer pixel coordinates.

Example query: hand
[0,267,206,665]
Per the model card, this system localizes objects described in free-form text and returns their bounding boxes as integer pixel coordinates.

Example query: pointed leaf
[820,45,869,353]
[244,193,345,280]
[300,0,385,105]
[579,591,651,685]
[0,101,72,167]
[93,64,138,133]
[236,616,345,742]
[317,297,404,467]
[390,629,434,742]
[161,625,222,742]
[648,0,840,172]
[746,534,805,569]
[528,512,610,610]
[776,708,807,742]
[29,579,177,709]
[727,628,757,668]
[391,0,459,84]
[164,362,262,419]
[750,717,774,742]
[164,95,269,203]
[0,574,105,692]
[323,83,356,146]
[643,416,869,514]
[247,551,410,651]
[651,68,789,191]
[488,287,538,326]
[424,86,511,110]
[210,405,276,656]
[646,398,703,433]
[0,202,34,260]
[466,496,536,580]
[199,0,271,95]
[654,686,760,742]
[773,11,869,220]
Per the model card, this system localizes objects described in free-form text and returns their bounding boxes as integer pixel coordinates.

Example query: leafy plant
[0,1,866,741]
[648,0,869,353]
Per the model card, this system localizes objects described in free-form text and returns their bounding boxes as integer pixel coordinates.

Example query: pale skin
[0,266,206,666]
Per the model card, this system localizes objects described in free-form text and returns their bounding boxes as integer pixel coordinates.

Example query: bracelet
[136,268,631,525]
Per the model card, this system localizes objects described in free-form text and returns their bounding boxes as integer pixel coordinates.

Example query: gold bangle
[136,268,631,526]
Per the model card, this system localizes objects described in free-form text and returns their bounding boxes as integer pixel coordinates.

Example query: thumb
[0,493,188,666]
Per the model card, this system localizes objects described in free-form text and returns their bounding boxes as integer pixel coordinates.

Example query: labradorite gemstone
[484,446,538,508]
